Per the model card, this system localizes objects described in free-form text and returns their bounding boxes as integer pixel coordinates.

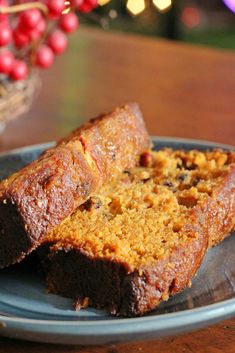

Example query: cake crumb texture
[42,148,235,316]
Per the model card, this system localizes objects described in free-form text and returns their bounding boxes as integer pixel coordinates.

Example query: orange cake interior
[45,149,235,269]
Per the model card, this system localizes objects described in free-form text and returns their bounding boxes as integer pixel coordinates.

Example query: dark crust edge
[0,202,38,267]
[39,164,235,317]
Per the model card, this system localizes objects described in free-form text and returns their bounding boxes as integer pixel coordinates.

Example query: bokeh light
[181,7,201,28]
[153,0,172,13]
[126,0,146,16]
[222,0,235,13]
[98,0,111,6]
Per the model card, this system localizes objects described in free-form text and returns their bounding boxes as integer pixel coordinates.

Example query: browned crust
[0,103,150,268]
[40,163,235,317]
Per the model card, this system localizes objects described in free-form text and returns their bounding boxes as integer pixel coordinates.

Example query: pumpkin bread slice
[0,103,150,268]
[41,148,235,317]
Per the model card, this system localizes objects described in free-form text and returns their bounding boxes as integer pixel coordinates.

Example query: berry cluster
[0,0,98,81]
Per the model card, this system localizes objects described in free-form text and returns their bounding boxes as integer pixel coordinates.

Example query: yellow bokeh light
[98,0,111,5]
[153,0,172,12]
[126,0,146,16]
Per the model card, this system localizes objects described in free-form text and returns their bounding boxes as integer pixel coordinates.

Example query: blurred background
[2,0,235,150]
[83,0,235,50]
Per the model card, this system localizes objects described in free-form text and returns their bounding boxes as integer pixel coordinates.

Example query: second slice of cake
[41,148,235,317]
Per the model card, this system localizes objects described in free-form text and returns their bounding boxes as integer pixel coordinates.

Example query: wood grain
[0,26,234,352]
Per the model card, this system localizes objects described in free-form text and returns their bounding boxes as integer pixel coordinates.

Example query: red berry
[0,0,8,22]
[10,60,28,81]
[20,9,42,30]
[0,50,14,74]
[78,0,97,12]
[60,13,78,33]
[48,30,67,55]
[36,45,54,68]
[71,0,84,9]
[0,23,12,46]
[38,18,46,33]
[14,29,29,48]
[77,3,92,13]
[0,8,7,22]
[86,0,98,8]
[47,0,65,17]
[28,29,42,42]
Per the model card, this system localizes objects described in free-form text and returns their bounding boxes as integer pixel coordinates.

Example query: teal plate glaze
[0,137,234,345]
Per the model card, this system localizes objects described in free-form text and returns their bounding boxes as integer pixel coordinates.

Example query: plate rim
[0,136,234,335]
[0,136,234,158]
[0,296,235,326]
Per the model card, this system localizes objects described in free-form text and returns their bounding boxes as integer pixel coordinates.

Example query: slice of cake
[40,148,235,317]
[0,103,150,268]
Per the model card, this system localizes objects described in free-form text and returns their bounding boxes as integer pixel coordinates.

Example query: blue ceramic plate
[0,137,234,345]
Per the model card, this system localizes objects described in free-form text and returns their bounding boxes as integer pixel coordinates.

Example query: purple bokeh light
[223,0,235,12]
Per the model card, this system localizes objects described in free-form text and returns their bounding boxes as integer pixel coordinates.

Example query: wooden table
[0,27,234,352]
